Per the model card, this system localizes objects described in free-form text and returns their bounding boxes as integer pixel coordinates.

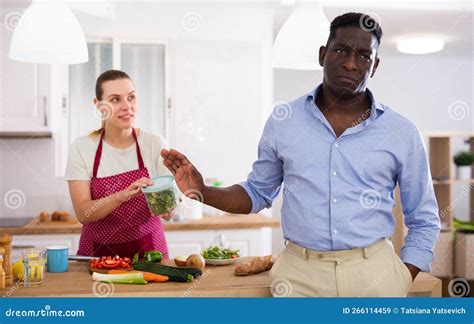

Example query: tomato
[91,255,132,270]
[100,260,120,269]
[89,258,100,268]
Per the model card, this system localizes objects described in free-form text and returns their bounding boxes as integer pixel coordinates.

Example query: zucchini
[133,263,195,283]
[155,264,202,278]
[134,262,202,278]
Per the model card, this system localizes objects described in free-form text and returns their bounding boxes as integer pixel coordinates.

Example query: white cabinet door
[11,234,80,262]
[215,228,273,257]
[165,228,273,259]
[164,230,216,258]
[0,26,51,133]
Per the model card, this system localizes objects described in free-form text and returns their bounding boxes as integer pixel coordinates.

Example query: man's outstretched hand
[161,148,252,214]
[160,149,206,200]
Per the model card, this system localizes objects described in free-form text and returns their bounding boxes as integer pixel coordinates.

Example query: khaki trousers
[269,238,413,297]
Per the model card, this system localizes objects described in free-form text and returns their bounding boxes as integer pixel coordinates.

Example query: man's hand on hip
[404,263,421,282]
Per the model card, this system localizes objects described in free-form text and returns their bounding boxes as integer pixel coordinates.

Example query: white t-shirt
[65,129,172,180]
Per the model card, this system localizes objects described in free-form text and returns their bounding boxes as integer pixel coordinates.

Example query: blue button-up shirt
[239,84,440,272]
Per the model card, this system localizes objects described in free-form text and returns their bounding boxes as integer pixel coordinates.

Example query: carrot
[108,269,169,282]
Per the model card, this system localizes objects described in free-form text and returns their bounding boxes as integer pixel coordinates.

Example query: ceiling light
[396,36,444,55]
[273,3,329,70]
[9,0,88,64]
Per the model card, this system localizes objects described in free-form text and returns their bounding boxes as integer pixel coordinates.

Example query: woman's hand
[118,177,153,203]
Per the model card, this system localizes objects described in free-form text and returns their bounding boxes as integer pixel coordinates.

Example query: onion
[174,256,188,267]
[186,254,205,270]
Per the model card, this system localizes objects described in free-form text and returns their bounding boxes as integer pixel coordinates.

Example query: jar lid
[141,176,175,193]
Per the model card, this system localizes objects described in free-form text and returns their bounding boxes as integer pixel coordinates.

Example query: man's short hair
[326,12,383,47]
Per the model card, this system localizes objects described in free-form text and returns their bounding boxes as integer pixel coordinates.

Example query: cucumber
[133,263,196,283]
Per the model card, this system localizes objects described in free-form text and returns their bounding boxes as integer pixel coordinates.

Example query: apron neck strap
[92,128,145,178]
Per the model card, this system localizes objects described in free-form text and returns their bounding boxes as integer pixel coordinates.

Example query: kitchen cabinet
[0,26,52,135]
[165,228,272,258]
[11,228,273,260]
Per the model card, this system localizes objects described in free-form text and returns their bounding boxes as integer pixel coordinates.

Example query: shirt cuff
[237,181,262,214]
[400,246,435,273]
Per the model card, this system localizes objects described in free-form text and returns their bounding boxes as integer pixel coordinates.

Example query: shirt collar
[306,83,386,116]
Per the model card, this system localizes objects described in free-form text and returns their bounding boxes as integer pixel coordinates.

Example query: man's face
[319,26,380,97]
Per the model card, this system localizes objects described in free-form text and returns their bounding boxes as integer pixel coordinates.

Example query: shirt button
[334,143,339,148]
[332,171,337,176]
[333,229,338,234]
[332,198,337,203]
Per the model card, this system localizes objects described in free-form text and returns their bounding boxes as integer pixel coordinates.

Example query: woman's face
[96,78,137,129]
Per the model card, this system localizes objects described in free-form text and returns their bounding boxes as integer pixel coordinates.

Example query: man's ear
[318,46,326,67]
[370,57,380,78]
[93,98,99,106]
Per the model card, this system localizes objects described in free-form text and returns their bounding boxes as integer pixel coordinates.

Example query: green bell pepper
[143,250,163,263]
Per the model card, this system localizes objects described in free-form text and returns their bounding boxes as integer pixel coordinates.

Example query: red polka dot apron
[77,128,169,259]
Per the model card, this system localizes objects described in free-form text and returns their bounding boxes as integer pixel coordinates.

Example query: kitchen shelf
[428,133,474,230]
[432,179,474,185]
[428,132,474,279]
[393,132,474,280]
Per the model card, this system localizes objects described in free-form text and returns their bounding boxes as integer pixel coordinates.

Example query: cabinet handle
[43,96,48,127]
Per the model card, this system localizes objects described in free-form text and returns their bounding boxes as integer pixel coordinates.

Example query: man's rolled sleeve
[398,127,441,272]
[238,116,284,214]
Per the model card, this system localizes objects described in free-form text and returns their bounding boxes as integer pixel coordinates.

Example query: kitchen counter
[0,214,280,235]
[2,258,273,297]
[1,259,441,297]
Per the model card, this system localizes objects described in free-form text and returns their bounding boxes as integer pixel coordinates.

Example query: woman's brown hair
[90,70,132,137]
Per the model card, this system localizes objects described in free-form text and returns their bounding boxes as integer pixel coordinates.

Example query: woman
[65,69,173,259]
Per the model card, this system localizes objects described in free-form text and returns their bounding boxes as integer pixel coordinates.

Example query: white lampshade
[273,3,329,70]
[9,0,88,64]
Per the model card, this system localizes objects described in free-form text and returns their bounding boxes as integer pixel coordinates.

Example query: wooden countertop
[1,214,280,235]
[2,258,272,297]
[0,259,441,297]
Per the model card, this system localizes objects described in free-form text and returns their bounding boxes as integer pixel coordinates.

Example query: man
[161,12,440,297]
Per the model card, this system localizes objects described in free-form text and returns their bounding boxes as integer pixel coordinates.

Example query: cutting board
[88,267,134,275]
[88,259,181,275]
[36,219,78,226]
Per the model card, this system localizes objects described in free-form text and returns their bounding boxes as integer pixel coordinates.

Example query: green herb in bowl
[201,246,240,260]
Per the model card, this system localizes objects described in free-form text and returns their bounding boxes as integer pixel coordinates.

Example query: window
[68,38,168,141]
